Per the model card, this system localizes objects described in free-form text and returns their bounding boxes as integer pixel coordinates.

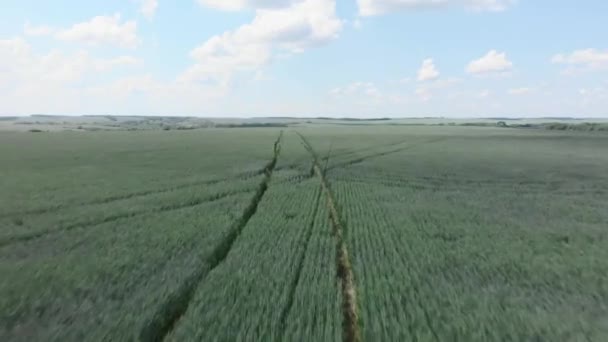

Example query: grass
[1,125,607,341]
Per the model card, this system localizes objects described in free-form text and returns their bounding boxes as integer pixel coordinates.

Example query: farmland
[1,123,608,341]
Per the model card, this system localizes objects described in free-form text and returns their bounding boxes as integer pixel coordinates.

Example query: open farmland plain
[1,125,608,341]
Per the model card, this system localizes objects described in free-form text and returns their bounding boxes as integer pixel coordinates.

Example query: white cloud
[552,49,608,73]
[0,38,224,115]
[0,37,140,89]
[4,1,341,115]
[0,36,227,116]
[139,0,159,19]
[24,22,55,36]
[466,50,513,75]
[181,0,342,85]
[197,0,244,11]
[0,38,141,114]
[197,0,301,11]
[100,56,141,69]
[27,14,139,48]
[508,87,533,95]
[358,0,515,16]
[417,58,439,81]
[56,14,138,48]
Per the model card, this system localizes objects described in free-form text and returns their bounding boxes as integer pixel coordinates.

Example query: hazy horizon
[4,114,608,120]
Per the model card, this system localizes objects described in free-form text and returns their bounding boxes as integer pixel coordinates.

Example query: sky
[1,0,607,118]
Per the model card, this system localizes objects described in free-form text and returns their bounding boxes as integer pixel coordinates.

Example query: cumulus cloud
[197,0,302,11]
[24,22,55,36]
[358,0,515,16]
[139,0,159,19]
[552,49,608,74]
[56,14,138,48]
[417,58,440,81]
[0,39,224,115]
[11,1,340,115]
[0,36,141,115]
[466,50,513,75]
[25,14,139,48]
[181,0,342,85]
[0,38,140,85]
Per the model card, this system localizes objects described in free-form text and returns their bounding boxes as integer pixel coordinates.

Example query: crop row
[1,133,288,341]
[141,132,284,341]
[0,192,254,341]
[0,167,270,220]
[330,177,608,341]
[166,177,342,341]
[0,175,263,248]
[1,129,282,218]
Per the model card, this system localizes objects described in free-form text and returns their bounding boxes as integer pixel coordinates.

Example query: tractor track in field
[297,132,361,342]
[0,170,310,249]
[320,138,410,162]
[1,159,300,221]
[278,183,323,338]
[0,187,256,249]
[328,137,447,171]
[0,168,274,220]
[139,131,283,342]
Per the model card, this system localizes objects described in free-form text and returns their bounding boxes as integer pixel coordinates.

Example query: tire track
[297,132,361,342]
[0,187,255,248]
[2,165,311,249]
[328,137,446,171]
[320,138,410,162]
[1,169,269,220]
[3,161,300,220]
[138,131,283,342]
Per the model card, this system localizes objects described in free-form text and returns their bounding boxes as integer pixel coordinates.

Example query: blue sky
[1,0,607,117]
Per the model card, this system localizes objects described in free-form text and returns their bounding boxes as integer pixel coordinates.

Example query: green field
[1,125,608,341]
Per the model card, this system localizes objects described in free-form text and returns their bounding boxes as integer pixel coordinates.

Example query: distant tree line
[496,121,608,131]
